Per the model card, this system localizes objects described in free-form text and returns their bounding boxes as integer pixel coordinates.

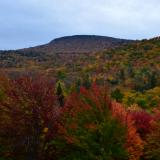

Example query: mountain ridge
[18,35,134,54]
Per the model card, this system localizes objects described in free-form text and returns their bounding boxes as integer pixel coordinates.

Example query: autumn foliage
[111,102,144,160]
[144,107,160,159]
[0,74,160,160]
[49,85,144,160]
[0,75,58,160]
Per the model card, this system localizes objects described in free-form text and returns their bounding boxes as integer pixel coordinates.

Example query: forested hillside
[1,37,160,110]
[1,36,160,160]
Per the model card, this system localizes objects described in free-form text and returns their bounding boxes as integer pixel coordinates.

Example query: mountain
[0,35,160,92]
[0,35,134,73]
[20,35,133,54]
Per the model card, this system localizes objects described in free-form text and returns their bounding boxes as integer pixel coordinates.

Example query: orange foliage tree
[111,102,144,160]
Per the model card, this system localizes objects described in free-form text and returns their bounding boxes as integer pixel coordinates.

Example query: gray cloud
[0,0,160,49]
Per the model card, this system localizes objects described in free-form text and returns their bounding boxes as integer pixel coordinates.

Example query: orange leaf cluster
[111,102,144,160]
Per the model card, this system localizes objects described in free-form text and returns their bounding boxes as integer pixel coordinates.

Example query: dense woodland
[1,36,160,159]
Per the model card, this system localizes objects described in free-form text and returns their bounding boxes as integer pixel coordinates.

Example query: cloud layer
[0,0,160,49]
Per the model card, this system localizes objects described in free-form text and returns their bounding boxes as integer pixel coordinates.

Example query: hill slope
[1,36,160,101]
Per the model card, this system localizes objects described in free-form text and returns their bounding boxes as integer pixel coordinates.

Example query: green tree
[57,70,66,80]
[56,81,65,107]
[111,88,124,102]
[75,78,81,93]
[82,74,92,89]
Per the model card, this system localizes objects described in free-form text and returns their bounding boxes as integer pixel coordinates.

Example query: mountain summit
[22,35,133,54]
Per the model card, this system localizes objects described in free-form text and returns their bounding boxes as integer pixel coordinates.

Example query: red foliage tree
[0,75,59,160]
[144,107,160,159]
[130,111,153,139]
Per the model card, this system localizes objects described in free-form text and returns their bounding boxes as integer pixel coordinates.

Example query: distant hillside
[1,36,160,91]
[20,35,133,54]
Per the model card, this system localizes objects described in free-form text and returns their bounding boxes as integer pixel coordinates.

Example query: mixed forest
[1,36,160,159]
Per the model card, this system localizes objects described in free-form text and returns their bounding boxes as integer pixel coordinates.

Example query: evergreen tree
[75,78,81,93]
[56,82,65,107]
[82,74,92,89]
[111,88,124,102]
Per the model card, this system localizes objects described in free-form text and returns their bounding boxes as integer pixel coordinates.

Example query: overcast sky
[0,0,160,50]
